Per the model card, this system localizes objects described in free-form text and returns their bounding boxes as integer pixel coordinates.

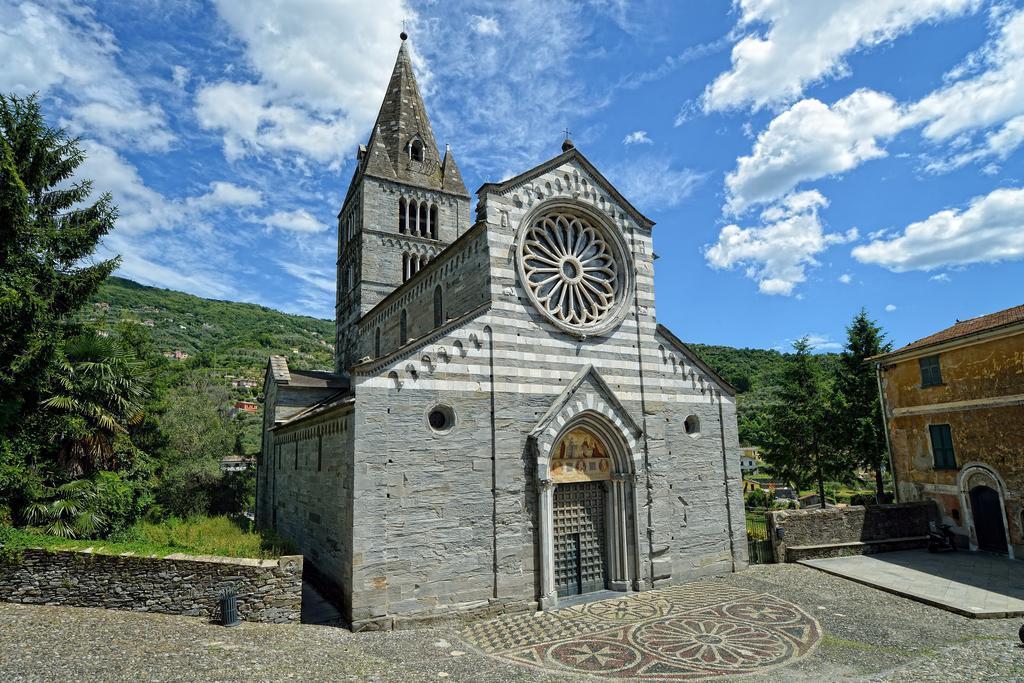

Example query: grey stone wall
[356,223,490,361]
[0,549,302,623]
[266,409,355,619]
[768,502,936,562]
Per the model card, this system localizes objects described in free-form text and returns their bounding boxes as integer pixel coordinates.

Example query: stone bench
[785,535,929,562]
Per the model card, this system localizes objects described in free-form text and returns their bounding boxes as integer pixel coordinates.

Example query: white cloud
[852,187,1024,271]
[704,0,976,112]
[607,156,706,209]
[725,89,907,213]
[276,260,335,294]
[195,82,357,163]
[925,114,1024,172]
[171,65,190,89]
[706,190,857,295]
[838,273,852,284]
[0,1,174,151]
[198,0,414,163]
[471,15,501,35]
[261,209,328,234]
[188,181,264,210]
[622,130,653,145]
[885,304,897,312]
[804,334,843,352]
[930,273,951,282]
[911,8,1024,141]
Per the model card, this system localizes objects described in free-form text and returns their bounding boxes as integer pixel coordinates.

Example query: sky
[2,0,1023,353]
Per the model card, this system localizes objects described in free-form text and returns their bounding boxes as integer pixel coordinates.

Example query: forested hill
[80,277,335,378]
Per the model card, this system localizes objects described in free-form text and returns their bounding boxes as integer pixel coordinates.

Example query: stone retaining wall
[0,548,303,623]
[768,502,936,562]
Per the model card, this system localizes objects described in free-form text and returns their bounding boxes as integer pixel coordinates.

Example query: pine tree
[833,309,892,502]
[0,93,119,431]
[759,337,844,508]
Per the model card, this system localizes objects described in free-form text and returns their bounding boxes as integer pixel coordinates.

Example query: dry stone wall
[0,548,302,623]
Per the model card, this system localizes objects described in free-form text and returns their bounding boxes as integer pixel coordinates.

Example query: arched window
[399,310,408,345]
[429,204,439,239]
[374,327,381,357]
[410,139,423,162]
[433,285,443,327]
[409,199,419,235]
[402,253,409,282]
[398,197,407,233]
[419,202,428,237]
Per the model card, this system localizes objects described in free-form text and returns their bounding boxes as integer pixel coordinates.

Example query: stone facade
[258,37,746,631]
[875,306,1024,559]
[0,549,302,623]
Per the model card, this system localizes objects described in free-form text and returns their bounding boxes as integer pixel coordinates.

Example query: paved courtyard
[1,564,1022,682]
[801,550,1024,618]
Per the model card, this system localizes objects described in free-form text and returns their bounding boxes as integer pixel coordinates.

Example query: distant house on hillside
[233,401,259,414]
[220,455,255,472]
[232,379,259,389]
[142,319,155,327]
[163,350,189,361]
[873,303,1023,559]
[740,446,761,474]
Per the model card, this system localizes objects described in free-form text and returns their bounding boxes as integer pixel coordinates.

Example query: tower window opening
[419,202,428,237]
[430,204,438,239]
[399,197,407,233]
[410,199,419,234]
[410,139,423,162]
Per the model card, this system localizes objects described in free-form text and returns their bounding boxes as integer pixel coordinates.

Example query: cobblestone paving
[461,583,821,679]
[1,564,1022,682]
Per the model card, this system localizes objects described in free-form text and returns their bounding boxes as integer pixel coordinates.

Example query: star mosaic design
[460,581,821,680]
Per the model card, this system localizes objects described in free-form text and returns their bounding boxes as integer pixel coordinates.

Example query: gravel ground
[1,564,1022,682]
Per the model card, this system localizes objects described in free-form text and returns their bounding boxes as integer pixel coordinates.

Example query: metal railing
[745,508,775,564]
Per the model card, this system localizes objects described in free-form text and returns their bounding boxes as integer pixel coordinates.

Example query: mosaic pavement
[460,581,821,680]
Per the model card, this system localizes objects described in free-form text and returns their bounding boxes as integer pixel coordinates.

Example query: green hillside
[79,277,335,379]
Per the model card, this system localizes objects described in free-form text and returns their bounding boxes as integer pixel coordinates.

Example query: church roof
[476,145,655,230]
[356,39,469,198]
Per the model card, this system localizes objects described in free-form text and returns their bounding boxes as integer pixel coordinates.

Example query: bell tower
[334,34,470,372]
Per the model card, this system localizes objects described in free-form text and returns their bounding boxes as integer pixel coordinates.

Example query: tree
[758,338,849,509]
[832,309,892,502]
[41,331,148,477]
[0,93,119,432]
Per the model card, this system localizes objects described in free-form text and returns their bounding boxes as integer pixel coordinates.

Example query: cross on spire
[400,19,408,41]
[562,127,573,141]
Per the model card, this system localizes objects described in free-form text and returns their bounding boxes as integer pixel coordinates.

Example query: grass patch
[4,516,295,560]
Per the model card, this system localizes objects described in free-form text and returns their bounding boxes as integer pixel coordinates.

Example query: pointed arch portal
[536,409,641,610]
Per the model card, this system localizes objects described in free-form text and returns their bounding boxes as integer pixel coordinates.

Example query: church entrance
[553,481,607,597]
[538,419,639,609]
[970,485,1007,554]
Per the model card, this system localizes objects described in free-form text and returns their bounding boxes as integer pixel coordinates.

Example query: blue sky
[2,1,1023,353]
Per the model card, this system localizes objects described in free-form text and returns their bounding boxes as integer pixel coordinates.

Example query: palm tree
[41,331,147,476]
[24,478,108,538]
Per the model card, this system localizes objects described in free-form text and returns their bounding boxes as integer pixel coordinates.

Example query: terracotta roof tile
[893,303,1024,354]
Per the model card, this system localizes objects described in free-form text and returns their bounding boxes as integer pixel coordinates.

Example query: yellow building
[874,304,1023,559]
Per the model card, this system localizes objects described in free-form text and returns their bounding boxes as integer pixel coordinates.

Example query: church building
[257,35,746,631]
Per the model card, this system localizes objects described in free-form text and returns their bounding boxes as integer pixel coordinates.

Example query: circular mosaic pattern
[460,582,822,681]
[517,209,629,337]
[548,640,640,673]
[633,617,788,668]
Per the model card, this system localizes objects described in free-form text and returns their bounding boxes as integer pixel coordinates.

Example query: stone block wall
[768,502,936,562]
[0,549,302,622]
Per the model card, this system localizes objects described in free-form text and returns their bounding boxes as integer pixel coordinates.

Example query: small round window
[684,414,701,438]
[427,404,455,433]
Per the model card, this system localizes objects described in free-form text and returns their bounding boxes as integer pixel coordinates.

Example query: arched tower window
[430,204,438,239]
[399,310,408,345]
[419,202,428,237]
[410,139,423,162]
[374,327,381,357]
[402,253,409,282]
[433,285,443,327]
[409,199,419,235]
[399,197,407,233]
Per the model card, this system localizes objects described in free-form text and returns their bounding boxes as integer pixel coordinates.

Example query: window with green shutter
[919,355,942,387]
[929,424,956,469]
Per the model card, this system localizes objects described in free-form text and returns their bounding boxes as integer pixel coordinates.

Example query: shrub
[744,488,773,509]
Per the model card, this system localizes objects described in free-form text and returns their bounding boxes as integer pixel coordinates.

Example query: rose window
[520,212,623,332]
